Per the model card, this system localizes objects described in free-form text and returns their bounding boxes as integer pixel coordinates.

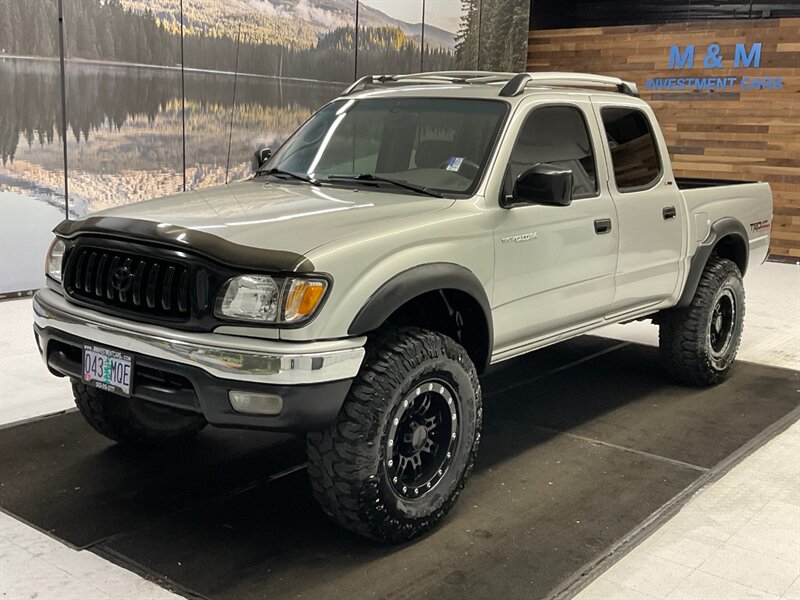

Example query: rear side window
[601,107,662,192]
[506,105,598,199]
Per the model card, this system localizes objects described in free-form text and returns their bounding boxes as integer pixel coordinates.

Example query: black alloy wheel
[386,380,459,500]
[708,288,736,363]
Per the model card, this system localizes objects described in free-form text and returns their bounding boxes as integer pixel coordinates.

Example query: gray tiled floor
[0,511,180,599]
[576,421,800,600]
[1,262,798,599]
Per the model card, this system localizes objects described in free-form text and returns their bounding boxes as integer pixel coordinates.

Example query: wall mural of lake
[0,0,530,294]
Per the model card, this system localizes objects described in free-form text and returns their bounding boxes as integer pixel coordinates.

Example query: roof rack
[340,71,640,98]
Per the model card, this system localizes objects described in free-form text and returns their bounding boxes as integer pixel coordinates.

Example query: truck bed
[678,180,772,268]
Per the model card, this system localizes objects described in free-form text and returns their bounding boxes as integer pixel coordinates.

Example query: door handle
[594,218,613,235]
[662,206,677,220]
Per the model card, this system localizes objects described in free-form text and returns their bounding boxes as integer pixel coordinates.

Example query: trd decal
[749,220,771,234]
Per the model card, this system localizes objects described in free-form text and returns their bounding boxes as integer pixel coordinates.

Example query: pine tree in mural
[479,0,529,71]
[0,0,59,57]
[454,0,480,70]
[453,0,528,72]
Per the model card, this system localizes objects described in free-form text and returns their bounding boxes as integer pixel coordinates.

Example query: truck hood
[90,179,454,256]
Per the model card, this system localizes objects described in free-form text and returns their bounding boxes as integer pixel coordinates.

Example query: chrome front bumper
[32,288,366,386]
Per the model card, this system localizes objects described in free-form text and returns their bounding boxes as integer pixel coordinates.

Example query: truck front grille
[65,246,193,320]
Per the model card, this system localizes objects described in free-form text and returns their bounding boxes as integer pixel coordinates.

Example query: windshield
[264,98,508,196]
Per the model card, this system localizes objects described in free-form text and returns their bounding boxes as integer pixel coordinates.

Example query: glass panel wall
[479,0,529,71]
[62,0,184,214]
[427,0,480,70]
[356,1,423,77]
[0,0,529,295]
[178,0,356,189]
[0,0,65,294]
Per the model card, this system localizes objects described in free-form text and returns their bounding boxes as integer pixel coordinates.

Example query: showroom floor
[0,261,797,600]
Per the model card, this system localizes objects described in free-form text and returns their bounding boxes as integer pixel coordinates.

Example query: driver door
[492,100,619,350]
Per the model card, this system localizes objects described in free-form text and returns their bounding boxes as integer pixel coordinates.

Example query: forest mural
[0,0,530,293]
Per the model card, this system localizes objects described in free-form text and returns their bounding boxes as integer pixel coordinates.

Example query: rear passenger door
[592,101,685,313]
[492,99,619,349]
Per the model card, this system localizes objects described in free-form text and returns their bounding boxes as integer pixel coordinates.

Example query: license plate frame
[82,344,134,397]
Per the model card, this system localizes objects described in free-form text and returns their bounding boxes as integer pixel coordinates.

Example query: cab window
[601,107,662,192]
[505,105,598,200]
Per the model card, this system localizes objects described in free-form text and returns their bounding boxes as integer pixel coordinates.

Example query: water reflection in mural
[2,60,342,213]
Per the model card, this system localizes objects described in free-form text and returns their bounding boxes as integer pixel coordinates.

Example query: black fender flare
[677,217,749,307]
[348,263,493,366]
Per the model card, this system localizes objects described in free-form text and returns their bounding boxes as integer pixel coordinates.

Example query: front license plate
[82,344,134,397]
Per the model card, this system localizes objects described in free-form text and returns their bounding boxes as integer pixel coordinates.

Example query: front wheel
[659,257,745,386]
[306,327,482,543]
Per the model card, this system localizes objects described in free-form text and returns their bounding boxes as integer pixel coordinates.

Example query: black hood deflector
[54,216,314,273]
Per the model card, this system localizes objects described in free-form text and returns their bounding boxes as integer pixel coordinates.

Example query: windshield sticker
[446,157,464,172]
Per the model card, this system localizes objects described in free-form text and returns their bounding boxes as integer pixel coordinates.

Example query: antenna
[57,0,69,218]
[354,1,360,81]
[179,0,187,191]
[225,24,242,184]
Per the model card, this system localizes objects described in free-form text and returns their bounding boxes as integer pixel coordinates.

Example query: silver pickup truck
[34,71,772,542]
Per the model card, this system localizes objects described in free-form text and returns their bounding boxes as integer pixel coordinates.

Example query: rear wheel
[306,327,482,543]
[659,257,745,386]
[73,381,207,446]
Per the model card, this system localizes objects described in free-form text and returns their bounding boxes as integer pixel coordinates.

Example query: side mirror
[251,145,272,172]
[508,164,573,207]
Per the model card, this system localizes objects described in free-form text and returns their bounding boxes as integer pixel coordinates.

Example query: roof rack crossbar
[394,70,517,81]
[340,71,520,96]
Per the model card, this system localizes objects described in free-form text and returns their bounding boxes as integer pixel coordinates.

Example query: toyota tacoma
[34,71,773,542]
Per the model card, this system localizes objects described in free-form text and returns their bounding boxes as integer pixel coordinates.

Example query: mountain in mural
[0,0,528,83]
[118,0,458,49]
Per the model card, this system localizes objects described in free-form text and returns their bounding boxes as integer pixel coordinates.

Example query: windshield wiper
[257,167,320,186]
[328,174,444,198]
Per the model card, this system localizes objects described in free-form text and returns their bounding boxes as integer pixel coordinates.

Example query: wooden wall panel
[528,18,800,258]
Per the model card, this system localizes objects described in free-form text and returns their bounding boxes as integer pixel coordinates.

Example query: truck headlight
[46,238,66,283]
[216,275,329,324]
[217,275,281,322]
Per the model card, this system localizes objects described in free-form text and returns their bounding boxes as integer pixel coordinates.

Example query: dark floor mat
[0,335,618,548]
[0,416,305,547]
[1,337,797,600]
[103,428,699,600]
[491,343,799,469]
